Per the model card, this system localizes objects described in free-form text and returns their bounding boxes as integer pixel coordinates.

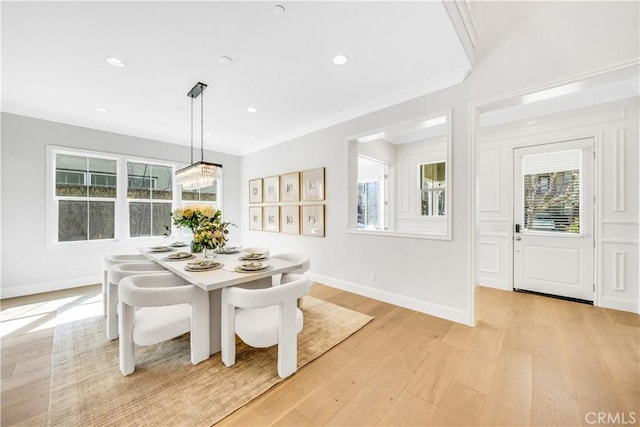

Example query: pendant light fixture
[175,82,223,190]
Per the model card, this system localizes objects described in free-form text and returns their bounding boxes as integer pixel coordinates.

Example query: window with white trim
[127,162,173,237]
[357,155,388,230]
[49,147,223,245]
[55,153,117,242]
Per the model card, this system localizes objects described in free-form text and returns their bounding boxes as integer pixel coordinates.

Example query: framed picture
[249,207,263,231]
[249,179,263,204]
[280,172,300,202]
[280,205,300,235]
[302,205,325,237]
[263,206,280,233]
[263,176,279,203]
[302,167,325,201]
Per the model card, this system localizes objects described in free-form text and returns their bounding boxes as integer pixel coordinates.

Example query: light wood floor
[1,284,638,426]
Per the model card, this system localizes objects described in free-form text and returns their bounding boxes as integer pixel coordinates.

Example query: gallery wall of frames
[248,167,325,237]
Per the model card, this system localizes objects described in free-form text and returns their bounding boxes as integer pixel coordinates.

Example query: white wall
[240,84,472,324]
[0,113,241,298]
[1,1,637,321]
[477,98,639,313]
[239,0,639,322]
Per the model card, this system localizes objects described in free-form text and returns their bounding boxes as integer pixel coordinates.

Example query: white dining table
[141,248,304,354]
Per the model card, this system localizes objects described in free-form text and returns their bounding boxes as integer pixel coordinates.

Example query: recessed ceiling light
[95,107,108,113]
[105,57,126,68]
[219,56,233,65]
[332,54,349,66]
[247,107,258,113]
[273,5,285,15]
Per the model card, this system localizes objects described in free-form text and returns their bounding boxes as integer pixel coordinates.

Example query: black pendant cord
[200,87,205,163]
[190,95,194,165]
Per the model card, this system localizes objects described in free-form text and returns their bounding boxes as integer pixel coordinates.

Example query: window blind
[522,149,582,233]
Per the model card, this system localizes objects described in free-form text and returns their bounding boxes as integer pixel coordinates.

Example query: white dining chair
[118,272,210,376]
[270,253,310,308]
[107,261,168,340]
[102,254,148,316]
[221,273,311,379]
[270,253,310,284]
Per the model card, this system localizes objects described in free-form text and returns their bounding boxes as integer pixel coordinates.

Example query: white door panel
[513,139,594,301]
[522,246,580,285]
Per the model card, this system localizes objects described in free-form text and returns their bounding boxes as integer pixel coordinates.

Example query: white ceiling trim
[243,65,472,155]
[1,102,244,156]
[3,64,471,157]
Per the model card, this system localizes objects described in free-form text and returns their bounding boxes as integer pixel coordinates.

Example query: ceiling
[1,1,471,156]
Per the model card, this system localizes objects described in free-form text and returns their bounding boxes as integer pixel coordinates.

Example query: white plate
[239,254,267,261]
[185,263,223,272]
[217,246,241,254]
[240,261,265,270]
[165,252,193,260]
[235,264,273,273]
[186,260,221,270]
[242,247,269,256]
[170,242,188,247]
[150,246,173,252]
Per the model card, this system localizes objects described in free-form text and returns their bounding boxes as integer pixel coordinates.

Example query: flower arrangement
[172,204,220,234]
[193,218,233,250]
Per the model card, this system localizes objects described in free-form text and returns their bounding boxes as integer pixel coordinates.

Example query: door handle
[515,236,521,241]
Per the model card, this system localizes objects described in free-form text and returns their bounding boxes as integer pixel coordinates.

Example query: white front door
[513,138,595,301]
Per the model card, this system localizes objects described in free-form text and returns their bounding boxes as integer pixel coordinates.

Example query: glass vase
[203,247,217,259]
[191,241,203,253]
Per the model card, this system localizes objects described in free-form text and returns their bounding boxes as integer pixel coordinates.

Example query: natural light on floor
[1,290,102,338]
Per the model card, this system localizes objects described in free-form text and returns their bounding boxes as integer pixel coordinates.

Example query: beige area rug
[47,296,372,426]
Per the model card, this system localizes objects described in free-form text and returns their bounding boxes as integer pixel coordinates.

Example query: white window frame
[47,146,120,248]
[125,160,175,239]
[417,161,447,217]
[46,146,223,249]
[356,155,388,231]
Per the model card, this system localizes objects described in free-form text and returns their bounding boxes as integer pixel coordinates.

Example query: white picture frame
[249,179,263,204]
[263,176,279,203]
[302,167,325,201]
[280,172,300,202]
[249,207,263,231]
[280,205,300,235]
[302,205,325,237]
[263,206,280,233]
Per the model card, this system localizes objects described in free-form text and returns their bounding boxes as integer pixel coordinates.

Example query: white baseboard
[307,273,473,326]
[598,295,639,314]
[0,275,100,299]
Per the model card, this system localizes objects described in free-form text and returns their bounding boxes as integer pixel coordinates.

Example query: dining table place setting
[234,260,273,273]
[147,245,176,253]
[184,259,224,272]
[237,247,269,261]
[216,246,242,255]
[169,241,189,248]
[162,251,195,261]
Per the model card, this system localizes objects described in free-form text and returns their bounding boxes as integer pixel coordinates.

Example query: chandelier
[175,82,223,191]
